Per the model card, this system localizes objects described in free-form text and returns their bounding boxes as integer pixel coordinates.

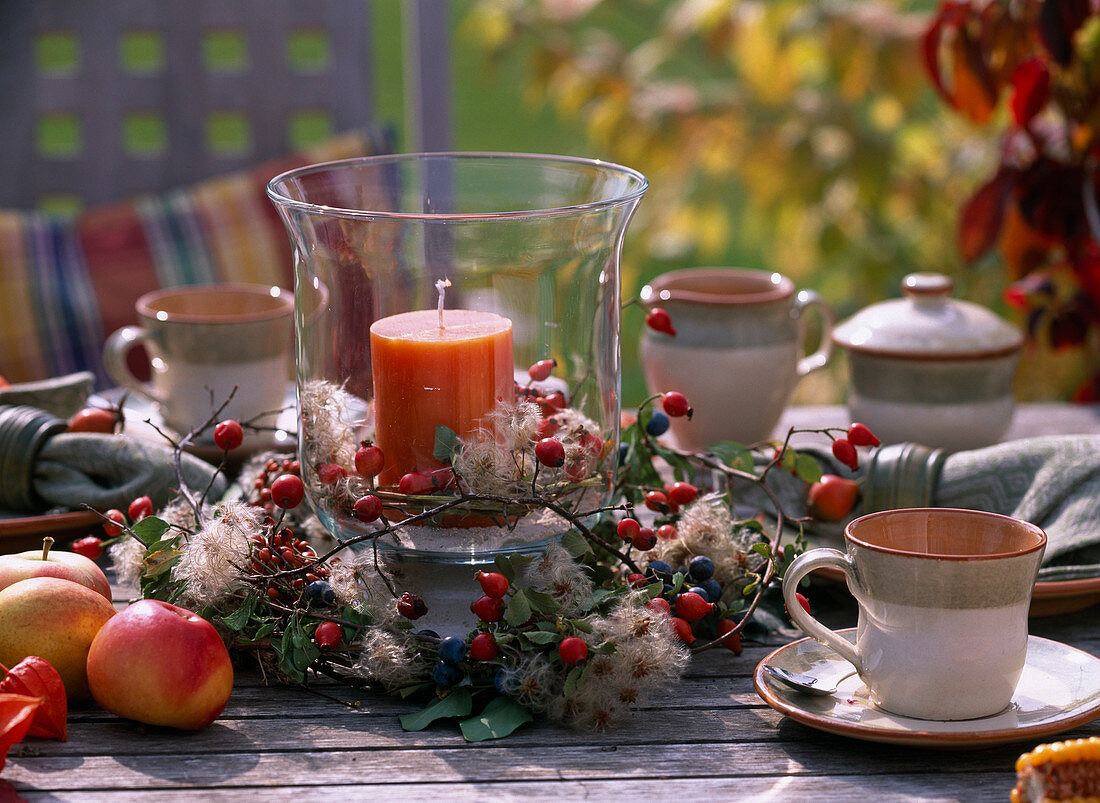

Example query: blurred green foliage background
[373,1,1083,405]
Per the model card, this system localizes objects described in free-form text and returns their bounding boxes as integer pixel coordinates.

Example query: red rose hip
[475,571,509,599]
[534,437,566,468]
[354,443,385,477]
[831,438,859,471]
[213,419,244,451]
[558,636,588,665]
[470,595,504,623]
[847,422,881,447]
[469,632,499,661]
[661,391,692,418]
[645,307,677,336]
[270,474,306,509]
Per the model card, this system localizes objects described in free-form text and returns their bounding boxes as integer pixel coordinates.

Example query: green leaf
[794,453,822,483]
[569,618,594,634]
[397,681,434,699]
[433,425,462,464]
[275,628,305,683]
[654,445,693,477]
[520,629,558,646]
[494,555,515,583]
[524,588,561,616]
[460,695,533,741]
[562,664,587,696]
[505,589,532,626]
[220,594,257,632]
[560,529,591,559]
[141,546,182,578]
[586,587,618,608]
[132,516,171,542]
[341,605,373,627]
[400,688,473,731]
[707,441,755,473]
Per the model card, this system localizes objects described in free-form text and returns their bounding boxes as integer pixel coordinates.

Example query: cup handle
[782,548,863,671]
[793,289,835,377]
[103,326,162,404]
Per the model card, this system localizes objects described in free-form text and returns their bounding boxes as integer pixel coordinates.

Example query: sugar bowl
[831,272,1023,450]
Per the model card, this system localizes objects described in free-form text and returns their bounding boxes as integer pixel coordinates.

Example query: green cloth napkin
[777,436,1100,582]
[897,437,1100,582]
[34,432,228,514]
[0,404,226,516]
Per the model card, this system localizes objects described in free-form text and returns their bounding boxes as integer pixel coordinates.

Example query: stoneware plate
[0,510,102,554]
[94,386,297,463]
[754,629,1100,749]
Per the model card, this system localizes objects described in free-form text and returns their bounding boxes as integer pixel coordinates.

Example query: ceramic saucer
[93,386,297,462]
[754,629,1100,748]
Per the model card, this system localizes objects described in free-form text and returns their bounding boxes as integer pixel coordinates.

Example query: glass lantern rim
[265,151,649,221]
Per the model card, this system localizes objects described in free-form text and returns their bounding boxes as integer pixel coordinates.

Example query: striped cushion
[0,129,389,386]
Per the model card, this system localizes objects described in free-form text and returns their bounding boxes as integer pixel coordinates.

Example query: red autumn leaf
[950,33,999,123]
[921,2,967,105]
[0,658,67,741]
[922,1,999,123]
[0,693,40,773]
[1010,58,1051,127]
[959,167,1015,263]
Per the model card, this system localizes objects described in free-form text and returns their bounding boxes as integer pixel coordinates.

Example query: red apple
[806,474,861,522]
[0,537,111,601]
[0,576,117,699]
[86,599,233,730]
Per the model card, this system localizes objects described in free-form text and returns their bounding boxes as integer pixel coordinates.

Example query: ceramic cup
[783,508,1046,721]
[104,284,294,435]
[639,268,833,448]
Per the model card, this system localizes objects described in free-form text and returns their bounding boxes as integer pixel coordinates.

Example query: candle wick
[435,278,451,329]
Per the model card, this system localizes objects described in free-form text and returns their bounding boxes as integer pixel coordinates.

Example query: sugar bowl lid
[832,272,1024,358]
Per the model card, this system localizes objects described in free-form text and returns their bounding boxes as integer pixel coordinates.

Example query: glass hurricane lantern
[266,153,646,619]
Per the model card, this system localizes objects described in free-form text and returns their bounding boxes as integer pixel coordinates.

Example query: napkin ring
[861,442,947,513]
[0,405,67,512]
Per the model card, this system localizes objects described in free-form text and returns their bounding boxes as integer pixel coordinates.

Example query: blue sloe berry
[646,559,673,579]
[689,555,715,581]
[438,635,468,665]
[304,579,336,606]
[689,584,713,602]
[432,660,463,687]
[646,411,670,437]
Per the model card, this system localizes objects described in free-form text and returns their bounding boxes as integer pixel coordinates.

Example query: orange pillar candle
[370,309,514,487]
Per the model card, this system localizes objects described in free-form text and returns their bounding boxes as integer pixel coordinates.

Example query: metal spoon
[763,665,858,696]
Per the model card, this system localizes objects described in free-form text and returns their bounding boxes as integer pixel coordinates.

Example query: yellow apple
[87,599,233,730]
[0,537,112,601]
[0,576,117,699]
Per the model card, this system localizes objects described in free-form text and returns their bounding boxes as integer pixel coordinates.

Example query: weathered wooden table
[4,404,1099,802]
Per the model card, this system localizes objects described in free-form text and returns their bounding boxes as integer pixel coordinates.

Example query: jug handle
[794,289,834,377]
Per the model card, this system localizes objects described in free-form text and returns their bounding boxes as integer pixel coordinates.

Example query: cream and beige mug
[783,508,1046,721]
[639,268,833,449]
[104,284,294,435]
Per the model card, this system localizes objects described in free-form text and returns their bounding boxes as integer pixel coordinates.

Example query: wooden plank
[9,775,1027,803]
[12,726,1086,801]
